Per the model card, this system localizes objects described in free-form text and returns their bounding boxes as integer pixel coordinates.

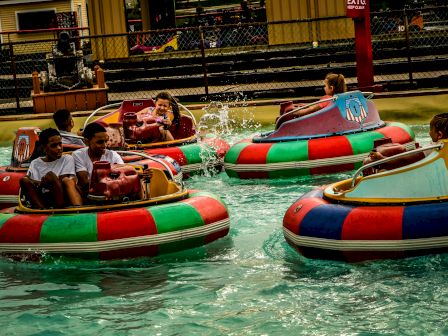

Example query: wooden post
[96,66,105,88]
[32,71,40,94]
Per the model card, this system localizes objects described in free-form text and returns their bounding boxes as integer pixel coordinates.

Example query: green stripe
[40,213,98,243]
[150,202,206,255]
[266,141,309,163]
[266,141,310,177]
[179,143,203,165]
[346,131,385,154]
[151,202,205,233]
[0,213,16,229]
[224,142,251,164]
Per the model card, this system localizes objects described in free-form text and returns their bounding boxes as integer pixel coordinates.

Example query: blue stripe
[403,203,448,239]
[299,204,353,240]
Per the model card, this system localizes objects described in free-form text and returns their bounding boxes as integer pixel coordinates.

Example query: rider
[136,91,181,142]
[363,113,448,175]
[291,73,347,118]
[20,128,82,209]
[53,109,85,147]
[72,122,124,197]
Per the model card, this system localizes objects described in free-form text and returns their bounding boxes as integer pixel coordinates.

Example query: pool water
[0,123,447,335]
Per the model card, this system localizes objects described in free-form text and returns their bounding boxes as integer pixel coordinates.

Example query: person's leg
[19,176,45,209]
[61,176,83,206]
[41,172,65,208]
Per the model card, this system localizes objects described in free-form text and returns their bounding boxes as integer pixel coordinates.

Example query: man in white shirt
[20,128,83,208]
[72,122,124,196]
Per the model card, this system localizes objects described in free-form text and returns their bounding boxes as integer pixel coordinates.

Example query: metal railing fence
[0,5,447,113]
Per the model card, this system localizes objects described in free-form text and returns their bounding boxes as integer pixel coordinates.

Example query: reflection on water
[1,122,446,335]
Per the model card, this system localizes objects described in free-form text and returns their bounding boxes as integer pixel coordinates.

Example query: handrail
[83,102,122,129]
[275,91,374,129]
[275,96,336,129]
[350,143,443,188]
[116,150,178,185]
[178,102,198,126]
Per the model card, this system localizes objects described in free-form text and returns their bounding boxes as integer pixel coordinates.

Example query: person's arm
[159,127,174,141]
[72,150,90,195]
[292,103,322,118]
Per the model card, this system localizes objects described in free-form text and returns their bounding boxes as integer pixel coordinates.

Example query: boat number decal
[3,176,10,182]
[344,97,368,125]
[132,102,144,107]
[294,204,303,213]
[14,135,30,163]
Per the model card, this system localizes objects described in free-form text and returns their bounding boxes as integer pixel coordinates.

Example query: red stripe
[237,143,273,164]
[377,126,412,144]
[97,208,157,241]
[0,172,23,195]
[283,197,326,234]
[342,206,404,240]
[144,147,187,165]
[308,136,353,160]
[182,196,229,224]
[308,136,354,175]
[0,214,48,243]
[201,138,231,158]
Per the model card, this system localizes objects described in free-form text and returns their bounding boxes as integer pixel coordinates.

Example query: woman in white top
[72,122,124,196]
[20,128,82,208]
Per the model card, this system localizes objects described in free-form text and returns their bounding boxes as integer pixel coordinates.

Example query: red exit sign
[346,0,368,18]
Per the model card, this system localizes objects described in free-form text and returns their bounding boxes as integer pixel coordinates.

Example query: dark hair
[325,73,347,94]
[53,109,71,130]
[155,91,181,129]
[430,113,448,138]
[39,128,60,147]
[83,122,107,140]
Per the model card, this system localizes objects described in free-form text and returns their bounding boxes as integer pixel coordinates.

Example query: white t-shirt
[59,131,85,147]
[72,147,124,179]
[27,155,76,181]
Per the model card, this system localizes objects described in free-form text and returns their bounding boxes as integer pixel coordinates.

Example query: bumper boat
[0,127,182,210]
[86,99,230,175]
[224,91,416,179]
[283,140,448,262]
[0,158,230,261]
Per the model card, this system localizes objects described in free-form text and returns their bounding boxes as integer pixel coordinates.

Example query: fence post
[198,26,209,98]
[32,71,40,94]
[8,37,20,111]
[403,9,414,87]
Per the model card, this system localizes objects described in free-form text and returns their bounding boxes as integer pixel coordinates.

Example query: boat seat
[149,168,180,198]
[171,115,196,140]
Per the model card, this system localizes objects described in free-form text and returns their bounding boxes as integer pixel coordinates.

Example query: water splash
[197,101,233,137]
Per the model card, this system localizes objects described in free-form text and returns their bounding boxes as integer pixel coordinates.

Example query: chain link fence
[1,5,447,114]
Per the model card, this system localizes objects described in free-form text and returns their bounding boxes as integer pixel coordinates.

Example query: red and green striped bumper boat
[0,168,230,261]
[224,91,416,179]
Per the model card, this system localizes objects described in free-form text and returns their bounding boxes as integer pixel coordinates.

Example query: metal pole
[198,26,209,97]
[8,36,20,110]
[403,9,414,87]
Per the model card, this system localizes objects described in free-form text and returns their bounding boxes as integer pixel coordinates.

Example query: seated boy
[363,113,448,175]
[72,122,124,196]
[53,109,85,147]
[20,128,83,209]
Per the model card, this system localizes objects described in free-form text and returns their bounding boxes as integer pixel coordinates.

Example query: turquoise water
[0,124,447,335]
